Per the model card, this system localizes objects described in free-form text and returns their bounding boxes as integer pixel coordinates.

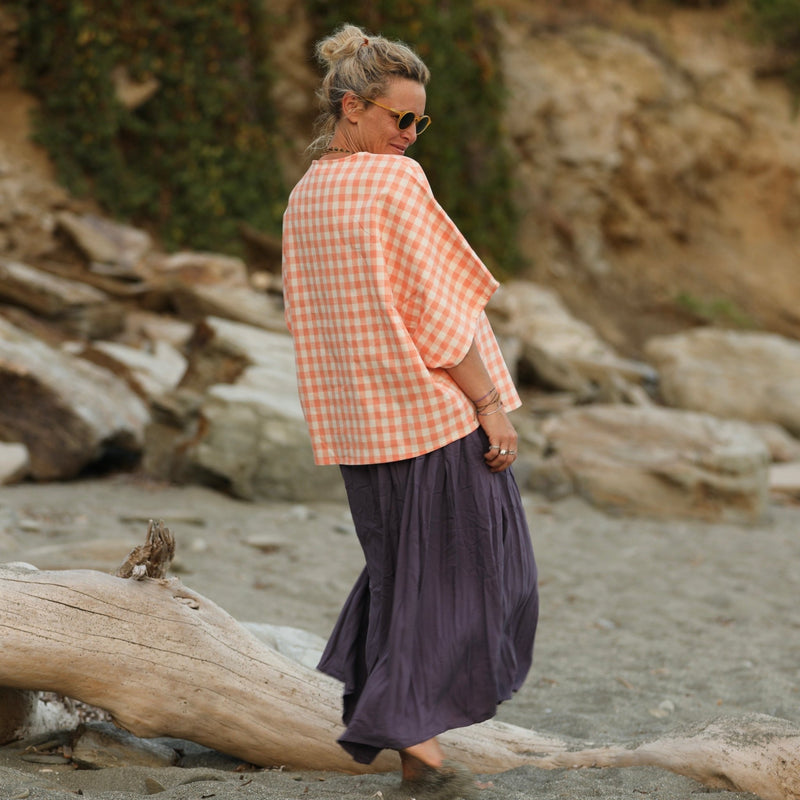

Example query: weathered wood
[0,563,565,774]
[531,715,800,800]
[113,519,175,580]
[0,559,798,800]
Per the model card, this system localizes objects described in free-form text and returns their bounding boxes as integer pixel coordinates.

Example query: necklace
[324,146,354,155]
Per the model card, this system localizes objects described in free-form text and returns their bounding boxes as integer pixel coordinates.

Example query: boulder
[81,339,187,402]
[71,722,179,769]
[0,317,150,479]
[488,280,656,401]
[0,258,125,338]
[0,258,108,315]
[168,283,288,332]
[56,211,153,280]
[645,329,800,435]
[185,362,343,503]
[143,317,342,501]
[769,462,800,501]
[179,315,291,392]
[243,623,326,671]
[150,250,250,288]
[539,404,770,522]
[0,441,29,485]
[753,422,800,463]
[123,310,195,350]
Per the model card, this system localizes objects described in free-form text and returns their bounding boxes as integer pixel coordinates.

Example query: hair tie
[361,37,369,47]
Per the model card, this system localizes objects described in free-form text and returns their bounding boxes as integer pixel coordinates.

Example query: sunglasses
[362,97,431,135]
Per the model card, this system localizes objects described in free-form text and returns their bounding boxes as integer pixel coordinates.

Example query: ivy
[8,0,800,267]
[749,0,800,100]
[9,0,521,270]
[306,1,523,274]
[9,0,285,254]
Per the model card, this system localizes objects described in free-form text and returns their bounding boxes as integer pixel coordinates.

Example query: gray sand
[1,473,798,800]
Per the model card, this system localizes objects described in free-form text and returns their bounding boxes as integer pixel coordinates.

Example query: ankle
[399,739,445,780]
[401,739,443,764]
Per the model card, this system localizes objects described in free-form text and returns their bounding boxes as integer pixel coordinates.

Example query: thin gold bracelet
[477,401,504,417]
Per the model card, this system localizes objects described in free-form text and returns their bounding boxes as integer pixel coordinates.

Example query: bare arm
[445,340,518,473]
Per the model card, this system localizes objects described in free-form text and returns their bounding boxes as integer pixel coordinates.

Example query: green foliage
[9,0,285,253]
[306,1,523,274]
[749,0,800,97]
[674,291,755,327]
[750,0,800,42]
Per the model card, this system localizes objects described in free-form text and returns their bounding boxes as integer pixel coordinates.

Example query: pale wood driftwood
[1,561,799,800]
[0,563,564,774]
[113,518,174,580]
[531,715,800,800]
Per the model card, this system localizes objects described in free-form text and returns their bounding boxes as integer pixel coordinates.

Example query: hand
[479,409,518,473]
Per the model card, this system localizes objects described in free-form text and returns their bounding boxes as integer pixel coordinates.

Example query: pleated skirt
[317,428,539,764]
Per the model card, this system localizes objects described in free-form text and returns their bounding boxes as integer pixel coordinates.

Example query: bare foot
[399,737,444,779]
[393,758,477,799]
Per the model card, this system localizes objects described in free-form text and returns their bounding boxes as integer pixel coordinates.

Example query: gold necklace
[324,146,354,155]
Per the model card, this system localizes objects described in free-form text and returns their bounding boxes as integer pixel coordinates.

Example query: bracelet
[477,400,504,416]
[475,388,502,417]
[471,386,497,405]
[474,388,499,410]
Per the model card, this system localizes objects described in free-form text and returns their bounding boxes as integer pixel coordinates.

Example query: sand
[1,472,799,800]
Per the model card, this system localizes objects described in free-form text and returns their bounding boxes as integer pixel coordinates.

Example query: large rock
[186,383,339,502]
[0,442,29,485]
[144,252,288,331]
[150,250,250,288]
[0,258,124,338]
[645,328,800,436]
[0,258,108,315]
[0,317,150,479]
[81,339,187,402]
[168,283,288,333]
[538,404,770,522]
[488,280,656,400]
[147,317,342,502]
[56,211,153,280]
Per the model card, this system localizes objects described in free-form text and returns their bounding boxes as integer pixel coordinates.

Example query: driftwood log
[531,716,800,800]
[1,527,799,800]
[0,523,565,775]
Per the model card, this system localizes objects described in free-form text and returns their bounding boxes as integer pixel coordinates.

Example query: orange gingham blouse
[282,153,520,465]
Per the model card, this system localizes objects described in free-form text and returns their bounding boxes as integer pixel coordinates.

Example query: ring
[499,449,508,455]
[490,445,501,450]
[508,450,517,455]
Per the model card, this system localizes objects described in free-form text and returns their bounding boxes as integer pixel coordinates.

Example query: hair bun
[316,24,369,66]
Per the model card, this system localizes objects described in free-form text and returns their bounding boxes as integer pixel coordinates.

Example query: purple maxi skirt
[317,428,539,764]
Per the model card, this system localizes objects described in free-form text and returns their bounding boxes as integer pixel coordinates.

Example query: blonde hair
[309,24,430,154]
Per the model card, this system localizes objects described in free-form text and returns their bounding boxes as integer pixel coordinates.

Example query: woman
[282,24,538,799]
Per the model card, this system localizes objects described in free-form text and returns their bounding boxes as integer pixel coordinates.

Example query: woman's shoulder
[362,155,431,197]
[362,153,427,178]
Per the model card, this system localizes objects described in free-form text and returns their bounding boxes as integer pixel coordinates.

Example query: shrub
[10,0,286,254]
[306,1,523,274]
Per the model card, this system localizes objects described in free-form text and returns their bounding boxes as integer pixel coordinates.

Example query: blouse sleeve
[374,160,499,369]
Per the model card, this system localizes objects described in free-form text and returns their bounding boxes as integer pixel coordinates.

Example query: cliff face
[495,3,800,355]
[2,2,800,358]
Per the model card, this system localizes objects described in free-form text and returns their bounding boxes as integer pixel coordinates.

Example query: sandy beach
[1,472,798,800]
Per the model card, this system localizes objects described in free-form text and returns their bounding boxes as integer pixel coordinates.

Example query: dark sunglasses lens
[397,111,416,130]
[415,116,430,134]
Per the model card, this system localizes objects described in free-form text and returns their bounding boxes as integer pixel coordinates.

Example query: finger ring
[508,450,517,455]
[490,445,501,450]
[499,449,508,455]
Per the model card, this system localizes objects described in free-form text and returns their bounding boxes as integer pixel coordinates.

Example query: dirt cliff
[2,1,799,359]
